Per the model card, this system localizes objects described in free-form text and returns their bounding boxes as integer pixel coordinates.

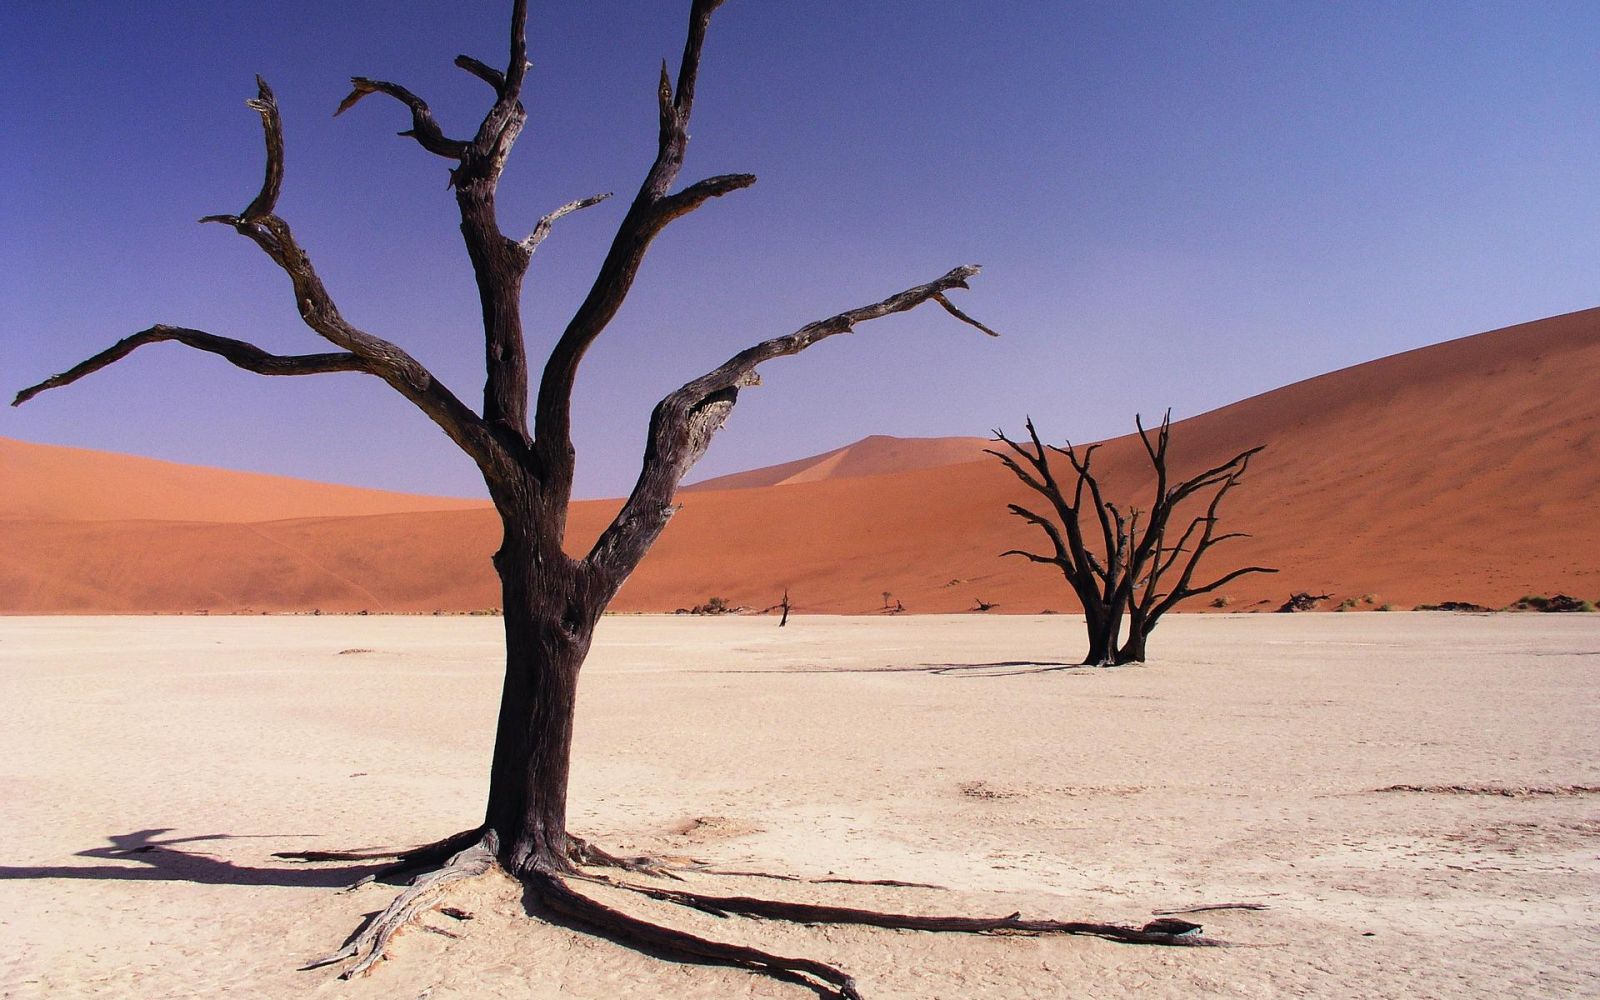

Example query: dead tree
[779,588,791,627]
[16,4,1214,994]
[990,413,1276,665]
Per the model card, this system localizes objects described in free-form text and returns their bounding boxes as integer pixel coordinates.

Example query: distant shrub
[1277,591,1332,613]
[1337,598,1358,612]
[1375,604,1395,612]
[1210,595,1233,608]
[1508,594,1594,613]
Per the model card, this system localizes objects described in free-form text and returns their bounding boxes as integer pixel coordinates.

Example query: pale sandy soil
[1,613,1596,999]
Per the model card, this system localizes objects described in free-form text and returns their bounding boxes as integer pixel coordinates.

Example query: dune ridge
[0,436,490,523]
[685,434,990,491]
[4,307,1598,614]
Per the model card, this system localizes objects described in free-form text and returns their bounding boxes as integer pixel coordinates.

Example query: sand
[6,306,1600,615]
[2,613,1595,999]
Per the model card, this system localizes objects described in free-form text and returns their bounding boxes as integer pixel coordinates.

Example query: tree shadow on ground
[519,880,837,1000]
[706,661,1090,678]
[0,828,391,888]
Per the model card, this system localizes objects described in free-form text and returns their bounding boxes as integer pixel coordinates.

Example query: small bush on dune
[1508,594,1596,613]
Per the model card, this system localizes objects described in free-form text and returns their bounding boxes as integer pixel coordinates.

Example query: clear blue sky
[5,2,1598,499]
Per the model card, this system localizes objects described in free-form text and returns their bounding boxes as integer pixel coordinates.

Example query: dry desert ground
[2,613,1596,999]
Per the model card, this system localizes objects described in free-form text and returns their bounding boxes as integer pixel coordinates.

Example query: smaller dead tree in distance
[989,412,1276,665]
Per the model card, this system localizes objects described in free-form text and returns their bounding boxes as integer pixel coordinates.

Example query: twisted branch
[334,78,468,159]
[587,265,995,583]
[13,326,368,407]
[522,192,613,255]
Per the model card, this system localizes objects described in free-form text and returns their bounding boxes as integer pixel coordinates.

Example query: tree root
[302,832,1224,996]
[566,834,686,880]
[596,878,1224,946]
[531,870,863,999]
[303,834,497,978]
[275,828,486,891]
[694,867,947,890]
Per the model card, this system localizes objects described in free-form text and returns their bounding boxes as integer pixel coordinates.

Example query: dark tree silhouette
[990,413,1276,665]
[16,4,1215,993]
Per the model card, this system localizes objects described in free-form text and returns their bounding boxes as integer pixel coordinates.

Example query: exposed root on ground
[533,870,863,999]
[303,834,496,978]
[301,832,1224,996]
[567,834,685,879]
[277,828,485,891]
[1153,902,1270,916]
[595,876,1225,946]
[694,866,947,890]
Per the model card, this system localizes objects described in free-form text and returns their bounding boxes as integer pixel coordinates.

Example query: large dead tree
[16,4,1214,994]
[991,413,1276,665]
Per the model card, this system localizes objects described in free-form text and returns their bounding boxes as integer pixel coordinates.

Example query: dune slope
[3,308,1598,613]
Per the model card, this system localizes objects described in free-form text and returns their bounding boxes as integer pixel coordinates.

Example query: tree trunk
[1116,619,1148,664]
[480,529,597,877]
[1082,603,1122,666]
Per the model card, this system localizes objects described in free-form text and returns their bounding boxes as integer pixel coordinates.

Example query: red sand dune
[4,308,1598,614]
[685,434,990,491]
[0,436,489,523]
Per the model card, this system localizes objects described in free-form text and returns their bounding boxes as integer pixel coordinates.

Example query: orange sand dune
[685,434,990,491]
[0,436,489,523]
[4,308,1598,614]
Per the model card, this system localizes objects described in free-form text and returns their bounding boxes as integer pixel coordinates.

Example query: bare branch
[656,173,758,223]
[455,54,506,93]
[1166,445,1265,506]
[465,0,530,176]
[533,0,743,502]
[1004,502,1074,571]
[204,79,502,475]
[672,0,727,119]
[932,293,1001,337]
[522,193,613,255]
[1001,549,1062,566]
[984,443,1047,496]
[243,76,284,220]
[13,326,368,407]
[1178,565,1279,600]
[335,78,468,159]
[587,265,992,583]
[504,0,530,98]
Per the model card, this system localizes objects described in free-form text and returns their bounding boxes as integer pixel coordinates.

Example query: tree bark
[480,523,600,876]
[1116,614,1148,664]
[1084,605,1121,666]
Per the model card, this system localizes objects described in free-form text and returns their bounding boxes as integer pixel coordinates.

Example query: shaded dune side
[3,308,1597,614]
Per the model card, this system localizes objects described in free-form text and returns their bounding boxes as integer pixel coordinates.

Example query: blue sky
[5,2,1598,498]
